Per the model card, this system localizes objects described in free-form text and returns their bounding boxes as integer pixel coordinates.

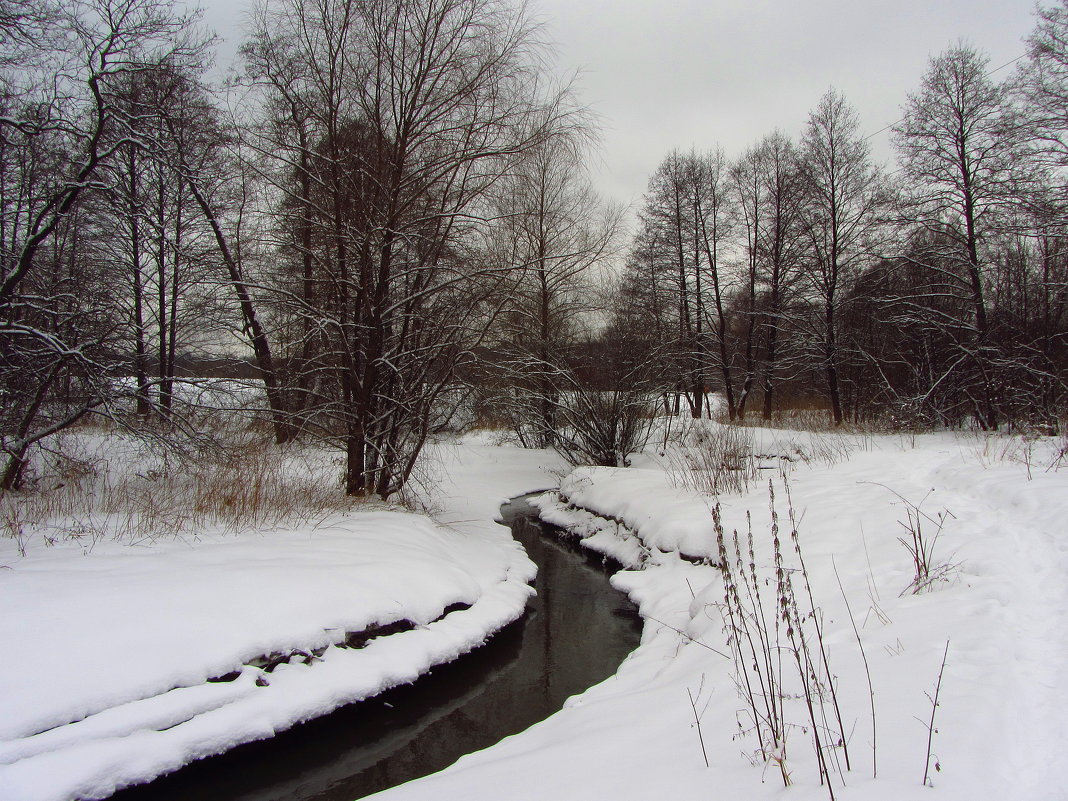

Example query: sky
[199,0,1040,216]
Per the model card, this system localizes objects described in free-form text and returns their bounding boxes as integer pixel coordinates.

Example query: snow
[3,423,1067,801]
[374,425,1068,801]
[544,465,717,560]
[0,432,564,801]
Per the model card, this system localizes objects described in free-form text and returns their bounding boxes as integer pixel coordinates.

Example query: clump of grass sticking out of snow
[1052,428,1068,471]
[0,431,359,550]
[967,425,1068,480]
[865,483,959,595]
[663,421,759,496]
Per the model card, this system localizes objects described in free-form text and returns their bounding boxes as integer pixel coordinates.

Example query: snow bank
[7,424,1067,801]
[0,433,565,801]
[546,466,717,560]
[376,427,1068,801]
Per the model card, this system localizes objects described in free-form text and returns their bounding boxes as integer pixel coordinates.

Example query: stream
[109,493,642,801]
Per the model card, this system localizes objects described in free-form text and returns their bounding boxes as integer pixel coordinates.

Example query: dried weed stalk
[921,641,950,787]
[713,477,851,799]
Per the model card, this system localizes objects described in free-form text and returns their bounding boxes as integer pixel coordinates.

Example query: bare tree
[688,148,738,419]
[1016,1,1068,173]
[635,149,737,419]
[893,44,1033,429]
[0,0,202,488]
[729,144,765,420]
[486,131,622,448]
[613,234,678,415]
[242,0,574,497]
[799,89,888,425]
[732,132,807,420]
[97,64,239,421]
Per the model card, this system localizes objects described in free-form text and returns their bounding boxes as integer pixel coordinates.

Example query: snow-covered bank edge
[372,431,1068,801]
[528,479,725,680]
[1,435,569,801]
[1,526,537,801]
[531,464,728,571]
[532,491,651,570]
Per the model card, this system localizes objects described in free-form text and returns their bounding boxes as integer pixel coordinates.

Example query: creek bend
[110,493,642,801]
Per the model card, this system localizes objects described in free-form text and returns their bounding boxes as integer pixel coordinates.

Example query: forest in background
[2,0,1067,497]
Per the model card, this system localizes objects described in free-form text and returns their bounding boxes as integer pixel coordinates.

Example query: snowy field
[2,423,1066,801]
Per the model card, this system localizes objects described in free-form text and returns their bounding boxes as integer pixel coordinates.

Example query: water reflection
[110,494,642,801]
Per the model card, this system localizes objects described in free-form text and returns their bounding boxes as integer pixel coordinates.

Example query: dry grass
[1,431,359,551]
[659,416,868,500]
[734,407,839,432]
[663,422,759,496]
[966,423,1068,478]
[731,401,905,444]
[1052,428,1068,471]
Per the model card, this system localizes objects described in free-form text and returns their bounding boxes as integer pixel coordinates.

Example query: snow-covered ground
[0,432,564,801]
[3,423,1066,801]
[374,425,1068,801]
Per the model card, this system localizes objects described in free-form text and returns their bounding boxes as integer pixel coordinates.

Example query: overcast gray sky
[200,0,1039,213]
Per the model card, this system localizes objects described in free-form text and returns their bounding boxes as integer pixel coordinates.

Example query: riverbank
[374,425,1068,801]
[5,425,1066,801]
[0,434,566,801]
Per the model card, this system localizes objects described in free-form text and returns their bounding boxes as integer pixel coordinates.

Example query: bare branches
[0,0,217,487]
[236,0,587,496]
[921,641,950,787]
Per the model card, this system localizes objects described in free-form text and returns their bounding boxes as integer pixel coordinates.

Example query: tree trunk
[156,172,171,414]
[825,302,843,426]
[186,178,293,443]
[761,316,778,420]
[128,147,150,416]
[166,185,181,408]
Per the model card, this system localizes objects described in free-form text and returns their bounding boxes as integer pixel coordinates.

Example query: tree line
[0,0,1065,496]
[617,19,1068,432]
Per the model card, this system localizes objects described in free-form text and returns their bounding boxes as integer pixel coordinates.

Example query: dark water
[109,494,642,801]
